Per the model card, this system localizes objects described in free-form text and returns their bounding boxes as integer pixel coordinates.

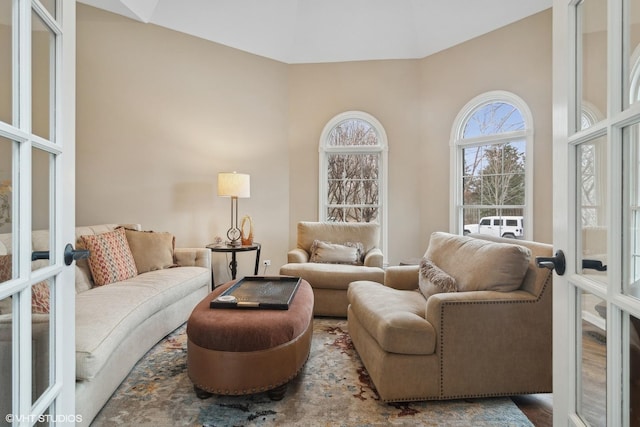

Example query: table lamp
[218,172,250,247]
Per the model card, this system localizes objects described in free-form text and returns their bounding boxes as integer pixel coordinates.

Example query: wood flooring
[511,319,607,426]
[513,393,553,427]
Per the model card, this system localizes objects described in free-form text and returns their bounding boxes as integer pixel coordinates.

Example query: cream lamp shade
[217,172,250,246]
[218,172,250,198]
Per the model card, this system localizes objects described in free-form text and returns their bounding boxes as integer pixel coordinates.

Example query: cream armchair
[347,232,553,401]
[279,221,385,317]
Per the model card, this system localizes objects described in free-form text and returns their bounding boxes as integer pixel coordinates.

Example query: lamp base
[227,239,242,247]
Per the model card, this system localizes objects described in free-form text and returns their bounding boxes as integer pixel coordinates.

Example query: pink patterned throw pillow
[31,281,50,314]
[0,255,50,313]
[80,227,138,286]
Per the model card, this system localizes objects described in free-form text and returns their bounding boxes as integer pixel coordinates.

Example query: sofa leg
[267,383,287,401]
[194,385,213,399]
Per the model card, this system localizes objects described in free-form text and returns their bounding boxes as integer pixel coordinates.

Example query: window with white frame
[450,91,533,239]
[580,102,605,228]
[319,111,388,247]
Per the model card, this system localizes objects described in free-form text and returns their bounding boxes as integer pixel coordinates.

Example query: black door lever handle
[582,259,607,271]
[536,250,566,276]
[31,251,50,261]
[64,243,90,266]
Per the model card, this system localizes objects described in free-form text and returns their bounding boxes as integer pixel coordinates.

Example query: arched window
[319,111,388,252]
[450,91,533,239]
[580,102,605,227]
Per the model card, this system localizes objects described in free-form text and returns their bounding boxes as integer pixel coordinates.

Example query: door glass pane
[0,0,12,126]
[579,291,607,426]
[630,314,640,426]
[625,123,640,300]
[0,136,12,237]
[32,10,54,141]
[578,136,608,284]
[627,0,640,107]
[32,279,51,406]
[39,0,56,19]
[32,147,51,269]
[578,0,608,131]
[0,301,13,427]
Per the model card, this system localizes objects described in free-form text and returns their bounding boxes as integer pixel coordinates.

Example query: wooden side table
[206,243,261,288]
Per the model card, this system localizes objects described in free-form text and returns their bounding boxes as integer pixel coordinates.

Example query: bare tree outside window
[325,119,380,223]
[460,102,527,226]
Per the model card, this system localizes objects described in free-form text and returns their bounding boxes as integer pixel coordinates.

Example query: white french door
[553,0,640,426]
[0,1,75,426]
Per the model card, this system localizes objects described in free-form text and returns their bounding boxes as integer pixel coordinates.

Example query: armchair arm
[174,248,211,269]
[425,289,552,396]
[363,248,384,268]
[384,265,419,290]
[287,248,310,263]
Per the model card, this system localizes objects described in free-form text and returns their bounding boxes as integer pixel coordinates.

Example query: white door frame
[553,0,640,425]
[0,0,76,424]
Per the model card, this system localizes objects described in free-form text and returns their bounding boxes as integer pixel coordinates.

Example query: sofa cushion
[123,228,176,274]
[309,240,363,265]
[418,258,456,299]
[80,227,138,286]
[74,224,141,293]
[75,265,210,380]
[347,281,435,355]
[74,240,94,293]
[425,232,531,293]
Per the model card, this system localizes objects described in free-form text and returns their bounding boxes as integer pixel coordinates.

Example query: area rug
[91,318,533,427]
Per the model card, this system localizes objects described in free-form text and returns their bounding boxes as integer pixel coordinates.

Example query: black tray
[210,276,301,310]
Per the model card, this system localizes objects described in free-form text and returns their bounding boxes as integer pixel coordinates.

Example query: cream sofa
[279,221,385,317]
[0,224,211,426]
[347,232,553,402]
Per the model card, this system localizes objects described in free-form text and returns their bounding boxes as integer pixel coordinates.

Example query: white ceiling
[77,0,552,64]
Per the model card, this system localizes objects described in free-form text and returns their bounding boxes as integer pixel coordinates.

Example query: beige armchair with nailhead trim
[347,232,553,402]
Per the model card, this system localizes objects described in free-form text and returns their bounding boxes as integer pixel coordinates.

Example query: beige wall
[76,5,553,275]
[76,6,290,283]
[288,9,553,262]
[419,9,553,247]
[288,60,423,264]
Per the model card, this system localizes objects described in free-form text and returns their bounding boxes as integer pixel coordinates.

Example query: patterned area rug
[92,318,533,426]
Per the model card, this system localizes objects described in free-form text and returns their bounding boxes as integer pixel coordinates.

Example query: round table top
[206,242,261,252]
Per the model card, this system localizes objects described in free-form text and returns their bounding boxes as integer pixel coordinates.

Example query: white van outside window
[463,216,524,239]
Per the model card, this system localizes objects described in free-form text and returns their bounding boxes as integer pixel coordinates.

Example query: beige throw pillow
[309,240,364,265]
[123,228,176,274]
[424,232,531,293]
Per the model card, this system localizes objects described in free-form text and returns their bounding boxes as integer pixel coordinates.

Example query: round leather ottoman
[186,278,314,400]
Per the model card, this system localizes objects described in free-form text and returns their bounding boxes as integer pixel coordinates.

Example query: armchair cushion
[296,221,383,268]
[425,232,531,293]
[348,281,436,355]
[309,240,364,265]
